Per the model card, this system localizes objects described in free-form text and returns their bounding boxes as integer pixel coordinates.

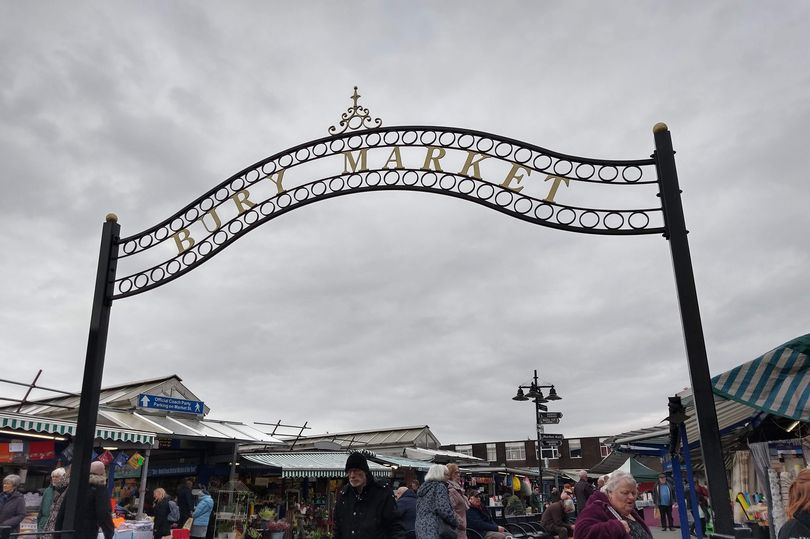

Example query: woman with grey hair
[0,474,27,534]
[573,471,651,539]
[415,464,458,538]
[40,467,70,539]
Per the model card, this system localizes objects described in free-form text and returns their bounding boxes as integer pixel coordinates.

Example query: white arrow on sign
[140,395,150,407]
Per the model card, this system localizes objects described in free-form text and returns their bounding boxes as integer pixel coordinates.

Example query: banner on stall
[0,440,56,463]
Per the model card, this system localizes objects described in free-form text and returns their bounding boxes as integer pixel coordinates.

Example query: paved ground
[651,526,692,539]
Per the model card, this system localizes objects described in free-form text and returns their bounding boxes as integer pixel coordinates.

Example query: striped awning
[242,452,392,478]
[712,333,810,421]
[0,412,155,445]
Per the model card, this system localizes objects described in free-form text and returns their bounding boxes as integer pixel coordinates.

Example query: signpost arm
[64,214,120,536]
[653,124,733,537]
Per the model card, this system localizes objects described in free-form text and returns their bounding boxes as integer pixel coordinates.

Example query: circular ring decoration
[111,125,663,299]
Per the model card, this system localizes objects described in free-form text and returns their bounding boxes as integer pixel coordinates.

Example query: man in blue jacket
[465,490,507,539]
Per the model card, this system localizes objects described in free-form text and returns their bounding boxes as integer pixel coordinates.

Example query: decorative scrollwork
[328,86,383,135]
[113,125,664,299]
[113,166,664,300]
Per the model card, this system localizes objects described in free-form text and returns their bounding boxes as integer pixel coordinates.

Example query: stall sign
[115,463,198,479]
[0,441,27,464]
[138,394,204,415]
[471,476,494,484]
[28,441,56,461]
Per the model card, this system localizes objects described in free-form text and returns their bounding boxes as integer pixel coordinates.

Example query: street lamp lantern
[512,387,529,401]
[513,369,562,502]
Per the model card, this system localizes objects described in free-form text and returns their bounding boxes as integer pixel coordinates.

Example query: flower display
[265,520,290,532]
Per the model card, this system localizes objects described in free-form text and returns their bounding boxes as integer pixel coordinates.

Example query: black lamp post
[513,369,561,501]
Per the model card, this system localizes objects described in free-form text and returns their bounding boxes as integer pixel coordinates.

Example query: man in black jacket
[332,452,403,539]
[465,490,507,539]
[176,479,195,525]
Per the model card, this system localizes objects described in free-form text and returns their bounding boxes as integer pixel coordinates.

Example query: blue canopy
[712,333,810,421]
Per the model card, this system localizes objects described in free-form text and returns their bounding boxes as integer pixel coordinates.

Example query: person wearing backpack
[153,488,172,539]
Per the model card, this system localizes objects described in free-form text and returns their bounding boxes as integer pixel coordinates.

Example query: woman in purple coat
[573,471,651,539]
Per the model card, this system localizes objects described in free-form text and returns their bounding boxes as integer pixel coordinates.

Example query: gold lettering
[458,151,490,179]
[173,229,195,255]
[258,169,287,194]
[231,189,256,214]
[343,149,369,173]
[382,147,403,169]
[501,163,531,193]
[201,208,222,234]
[421,146,446,172]
[543,175,570,203]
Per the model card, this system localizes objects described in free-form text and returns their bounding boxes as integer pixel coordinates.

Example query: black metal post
[533,370,544,499]
[653,124,733,537]
[63,214,120,536]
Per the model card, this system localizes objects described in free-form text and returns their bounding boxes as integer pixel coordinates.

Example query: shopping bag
[182,518,193,530]
[654,507,660,519]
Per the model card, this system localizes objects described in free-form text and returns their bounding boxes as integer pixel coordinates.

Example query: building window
[599,437,612,458]
[455,445,473,457]
[486,443,497,462]
[569,438,582,459]
[505,442,526,461]
[541,446,559,460]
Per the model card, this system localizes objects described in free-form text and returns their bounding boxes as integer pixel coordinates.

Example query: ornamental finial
[328,86,383,135]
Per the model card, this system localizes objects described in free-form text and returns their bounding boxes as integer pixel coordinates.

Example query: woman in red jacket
[573,471,651,539]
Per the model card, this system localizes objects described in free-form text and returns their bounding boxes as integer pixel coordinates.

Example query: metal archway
[63,88,734,537]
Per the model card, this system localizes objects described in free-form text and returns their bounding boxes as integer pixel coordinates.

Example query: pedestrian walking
[190,486,214,539]
[415,464,457,539]
[0,474,26,534]
[653,473,675,531]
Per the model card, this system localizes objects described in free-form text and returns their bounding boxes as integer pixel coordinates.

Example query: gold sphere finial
[653,122,669,133]
[105,213,118,223]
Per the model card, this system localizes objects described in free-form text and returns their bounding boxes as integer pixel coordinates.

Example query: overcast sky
[1,2,808,447]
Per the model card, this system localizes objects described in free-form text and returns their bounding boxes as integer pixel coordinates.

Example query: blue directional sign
[137,394,204,415]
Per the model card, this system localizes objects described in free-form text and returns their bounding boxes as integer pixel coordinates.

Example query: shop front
[239,451,393,538]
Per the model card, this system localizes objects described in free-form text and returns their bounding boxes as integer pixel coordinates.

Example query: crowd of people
[8,455,810,539]
[0,466,216,539]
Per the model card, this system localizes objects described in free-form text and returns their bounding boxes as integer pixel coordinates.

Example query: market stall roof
[404,447,484,462]
[461,464,570,481]
[286,425,442,451]
[607,390,761,452]
[0,410,155,445]
[241,451,392,478]
[368,453,434,471]
[98,410,284,444]
[2,375,211,417]
[589,451,661,475]
[712,333,810,421]
[611,455,661,481]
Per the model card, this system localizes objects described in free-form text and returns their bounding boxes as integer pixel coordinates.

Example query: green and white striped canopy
[712,333,810,421]
[0,412,155,445]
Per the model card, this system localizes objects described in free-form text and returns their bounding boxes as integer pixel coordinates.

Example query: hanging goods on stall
[512,476,521,492]
[127,452,144,469]
[113,451,129,468]
[98,450,114,465]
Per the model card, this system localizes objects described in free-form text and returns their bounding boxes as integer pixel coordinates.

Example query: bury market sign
[137,394,204,415]
[64,87,736,537]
